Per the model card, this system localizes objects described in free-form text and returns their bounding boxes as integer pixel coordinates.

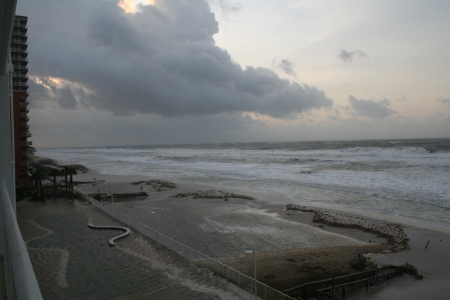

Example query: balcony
[20,122,30,129]
[10,47,27,54]
[13,23,27,29]
[11,39,27,45]
[12,30,27,37]
[22,151,28,156]
[14,82,28,87]
[21,141,33,146]
[13,83,29,90]
[14,74,28,80]
[11,56,28,63]
[14,87,28,92]
[19,102,28,109]
[20,131,32,137]
[13,64,28,71]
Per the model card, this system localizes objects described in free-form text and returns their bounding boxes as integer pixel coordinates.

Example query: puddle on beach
[119,196,365,258]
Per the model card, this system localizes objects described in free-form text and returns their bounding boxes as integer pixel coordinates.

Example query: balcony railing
[20,122,29,129]
[27,141,32,146]
[13,23,27,29]
[11,56,28,62]
[12,31,27,37]
[0,180,43,299]
[13,83,29,90]
[20,131,31,137]
[13,64,28,71]
[13,82,28,87]
[19,103,27,109]
[13,73,27,78]
[10,47,28,54]
[11,39,27,45]
[19,113,29,121]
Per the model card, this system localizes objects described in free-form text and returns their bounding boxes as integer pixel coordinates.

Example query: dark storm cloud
[348,95,396,119]
[277,59,297,77]
[28,78,79,109]
[24,0,332,119]
[337,49,368,63]
[437,97,450,104]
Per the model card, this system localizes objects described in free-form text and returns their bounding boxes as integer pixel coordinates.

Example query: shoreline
[36,161,450,299]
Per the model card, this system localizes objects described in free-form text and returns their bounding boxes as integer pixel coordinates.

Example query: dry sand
[64,168,450,299]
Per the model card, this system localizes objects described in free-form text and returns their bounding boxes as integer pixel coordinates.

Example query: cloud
[348,95,396,119]
[277,59,297,77]
[118,0,135,13]
[24,0,332,120]
[210,0,242,15]
[396,95,409,102]
[337,49,368,63]
[437,97,450,104]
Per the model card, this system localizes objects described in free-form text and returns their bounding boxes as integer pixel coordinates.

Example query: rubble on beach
[170,190,255,200]
[286,204,409,252]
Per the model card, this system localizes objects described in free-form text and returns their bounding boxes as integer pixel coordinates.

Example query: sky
[16,0,450,148]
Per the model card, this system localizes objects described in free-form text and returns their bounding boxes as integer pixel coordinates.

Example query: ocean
[37,138,450,231]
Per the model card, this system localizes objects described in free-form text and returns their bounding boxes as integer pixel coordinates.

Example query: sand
[30,166,450,299]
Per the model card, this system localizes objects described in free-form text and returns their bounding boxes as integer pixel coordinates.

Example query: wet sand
[22,166,450,299]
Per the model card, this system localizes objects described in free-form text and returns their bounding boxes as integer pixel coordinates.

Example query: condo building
[11,15,34,185]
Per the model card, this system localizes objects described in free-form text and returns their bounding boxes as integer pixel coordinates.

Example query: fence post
[332,277,335,298]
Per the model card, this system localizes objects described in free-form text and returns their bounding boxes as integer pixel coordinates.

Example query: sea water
[38,138,450,230]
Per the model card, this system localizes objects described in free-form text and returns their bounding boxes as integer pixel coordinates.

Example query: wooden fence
[284,266,404,299]
[316,269,404,300]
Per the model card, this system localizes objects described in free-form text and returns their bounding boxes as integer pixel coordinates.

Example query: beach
[26,139,450,299]
[18,161,450,300]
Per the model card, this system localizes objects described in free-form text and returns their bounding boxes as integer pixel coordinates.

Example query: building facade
[11,15,33,185]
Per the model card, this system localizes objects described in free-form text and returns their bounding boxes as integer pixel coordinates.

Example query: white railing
[0,180,43,299]
[79,189,295,300]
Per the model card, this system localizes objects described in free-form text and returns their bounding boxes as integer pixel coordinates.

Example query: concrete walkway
[17,198,241,300]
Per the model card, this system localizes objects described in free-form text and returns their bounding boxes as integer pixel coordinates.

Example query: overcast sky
[16,0,450,148]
